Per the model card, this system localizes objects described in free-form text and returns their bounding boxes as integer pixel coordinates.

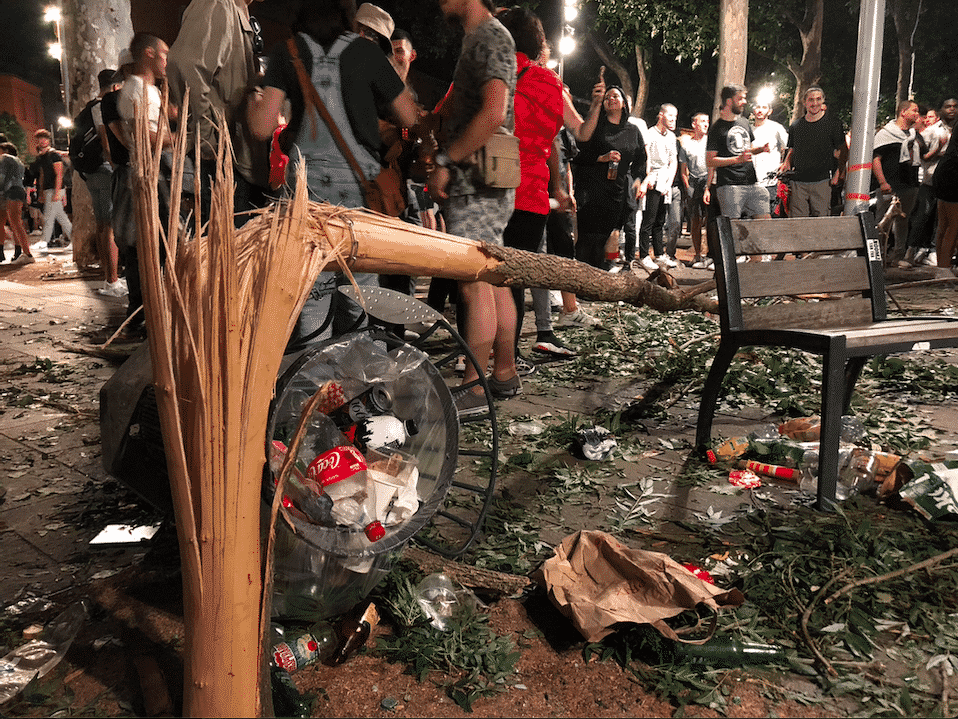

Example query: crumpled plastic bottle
[0,600,88,704]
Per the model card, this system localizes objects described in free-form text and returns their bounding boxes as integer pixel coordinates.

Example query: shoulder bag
[286,38,406,216]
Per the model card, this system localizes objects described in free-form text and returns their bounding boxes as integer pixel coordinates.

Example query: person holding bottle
[571,83,645,271]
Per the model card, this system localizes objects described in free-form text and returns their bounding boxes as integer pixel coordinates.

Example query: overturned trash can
[265,331,458,622]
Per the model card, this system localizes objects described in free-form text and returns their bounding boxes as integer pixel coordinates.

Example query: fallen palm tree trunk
[236,201,719,315]
[133,95,716,716]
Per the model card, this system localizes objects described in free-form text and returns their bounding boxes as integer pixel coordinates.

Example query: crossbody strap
[286,36,369,185]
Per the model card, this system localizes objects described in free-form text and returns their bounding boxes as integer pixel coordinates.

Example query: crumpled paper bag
[532,530,745,642]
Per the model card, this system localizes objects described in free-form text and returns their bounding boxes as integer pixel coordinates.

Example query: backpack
[68,99,103,179]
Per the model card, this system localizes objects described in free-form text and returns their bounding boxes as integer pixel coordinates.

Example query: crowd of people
[9,0,957,416]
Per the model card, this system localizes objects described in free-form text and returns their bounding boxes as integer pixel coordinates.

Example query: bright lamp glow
[754,85,775,107]
[44,6,61,23]
[564,6,578,21]
[559,35,576,56]
[48,42,62,59]
[58,116,73,129]
[545,58,559,70]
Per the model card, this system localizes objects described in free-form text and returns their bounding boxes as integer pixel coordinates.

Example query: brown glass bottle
[330,603,380,665]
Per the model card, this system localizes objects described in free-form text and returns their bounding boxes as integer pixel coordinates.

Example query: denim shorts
[85,166,113,222]
[716,184,770,219]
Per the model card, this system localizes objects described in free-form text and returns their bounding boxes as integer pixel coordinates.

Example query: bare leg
[459,280,517,391]
[95,220,119,283]
[936,200,958,268]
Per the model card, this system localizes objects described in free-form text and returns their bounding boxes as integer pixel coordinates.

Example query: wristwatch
[434,150,453,169]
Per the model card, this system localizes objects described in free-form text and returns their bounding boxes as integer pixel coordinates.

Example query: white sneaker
[923,251,938,267]
[99,279,129,297]
[549,290,563,309]
[640,256,658,272]
[661,256,678,268]
[11,254,36,265]
[736,256,749,264]
[556,307,602,328]
[691,256,713,269]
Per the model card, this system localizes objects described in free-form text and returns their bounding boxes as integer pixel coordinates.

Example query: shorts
[3,185,26,203]
[687,176,708,218]
[716,184,770,219]
[84,166,114,223]
[443,189,514,246]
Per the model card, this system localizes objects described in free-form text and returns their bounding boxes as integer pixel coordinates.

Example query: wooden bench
[697,213,958,509]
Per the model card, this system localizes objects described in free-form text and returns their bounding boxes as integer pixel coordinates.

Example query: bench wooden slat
[841,319,958,349]
[738,257,871,298]
[731,216,864,254]
[741,297,874,332]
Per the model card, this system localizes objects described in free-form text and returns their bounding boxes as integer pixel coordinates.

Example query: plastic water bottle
[304,415,384,541]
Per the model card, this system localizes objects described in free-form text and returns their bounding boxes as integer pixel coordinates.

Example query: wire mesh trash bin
[265,330,458,622]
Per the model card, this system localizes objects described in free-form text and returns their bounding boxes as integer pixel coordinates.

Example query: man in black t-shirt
[782,87,848,217]
[706,84,772,220]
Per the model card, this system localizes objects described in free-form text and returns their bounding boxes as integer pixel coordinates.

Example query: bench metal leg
[695,341,738,452]
[816,345,848,510]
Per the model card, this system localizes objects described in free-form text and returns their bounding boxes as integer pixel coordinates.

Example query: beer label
[307,445,367,487]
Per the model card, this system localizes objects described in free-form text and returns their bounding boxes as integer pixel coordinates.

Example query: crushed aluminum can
[570,426,617,461]
[728,469,762,488]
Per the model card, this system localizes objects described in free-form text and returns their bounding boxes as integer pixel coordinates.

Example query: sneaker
[515,355,538,377]
[736,256,749,264]
[923,251,938,267]
[660,255,678,268]
[99,279,129,297]
[533,334,577,358]
[690,256,713,269]
[549,290,563,309]
[556,307,601,328]
[11,254,36,265]
[453,388,488,419]
[486,373,521,399]
[640,256,658,272]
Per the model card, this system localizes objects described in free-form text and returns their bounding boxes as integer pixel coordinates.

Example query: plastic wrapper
[897,460,958,520]
[413,573,486,631]
[570,426,616,461]
[0,601,87,705]
[265,334,457,622]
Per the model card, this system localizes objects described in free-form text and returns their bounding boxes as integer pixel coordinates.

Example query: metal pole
[844,0,887,216]
[58,17,71,114]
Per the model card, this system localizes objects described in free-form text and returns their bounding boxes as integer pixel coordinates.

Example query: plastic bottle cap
[365,520,386,541]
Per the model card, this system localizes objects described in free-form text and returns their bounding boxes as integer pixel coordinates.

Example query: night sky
[0,0,69,123]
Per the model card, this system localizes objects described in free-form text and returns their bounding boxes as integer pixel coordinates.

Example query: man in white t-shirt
[636,103,678,270]
[750,101,788,216]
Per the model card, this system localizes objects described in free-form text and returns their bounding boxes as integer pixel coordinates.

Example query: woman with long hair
[571,85,645,270]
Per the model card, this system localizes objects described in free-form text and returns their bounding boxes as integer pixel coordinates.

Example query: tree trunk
[785,0,824,122]
[888,0,920,105]
[587,30,634,112]
[62,0,133,271]
[715,0,749,120]
[633,45,650,121]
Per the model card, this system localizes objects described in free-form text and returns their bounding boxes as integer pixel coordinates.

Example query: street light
[45,5,71,114]
[558,0,579,82]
